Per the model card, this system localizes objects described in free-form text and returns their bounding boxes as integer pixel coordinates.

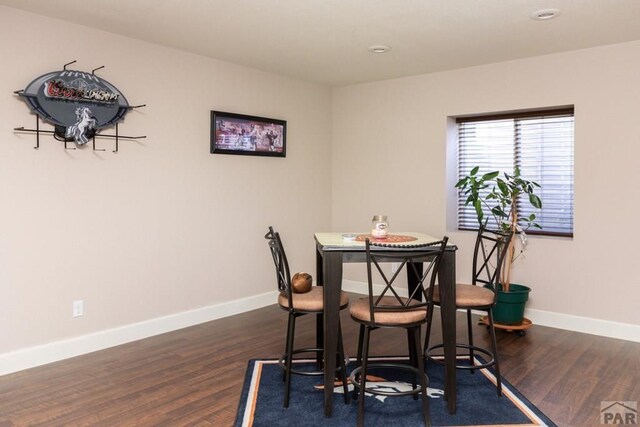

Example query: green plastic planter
[487,283,531,325]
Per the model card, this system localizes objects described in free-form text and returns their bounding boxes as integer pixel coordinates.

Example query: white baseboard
[524,308,640,343]
[343,280,640,343]
[3,281,638,377]
[0,290,278,377]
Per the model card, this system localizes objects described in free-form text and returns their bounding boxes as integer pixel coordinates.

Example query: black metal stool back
[264,226,349,408]
[424,225,512,396]
[472,226,513,298]
[363,239,447,326]
[350,237,448,427]
[265,226,294,310]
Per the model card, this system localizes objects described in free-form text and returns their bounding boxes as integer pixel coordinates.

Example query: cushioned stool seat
[278,287,349,312]
[350,296,427,325]
[431,283,494,308]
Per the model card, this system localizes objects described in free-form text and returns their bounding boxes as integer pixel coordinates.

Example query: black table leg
[322,251,343,417]
[439,249,457,414]
[407,261,424,301]
[316,248,324,370]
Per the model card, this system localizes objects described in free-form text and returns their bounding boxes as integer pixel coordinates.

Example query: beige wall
[1,5,638,361]
[332,40,640,326]
[0,7,332,353]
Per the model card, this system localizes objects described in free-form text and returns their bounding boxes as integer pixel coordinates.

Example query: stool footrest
[349,363,428,397]
[425,343,495,370]
[280,347,349,377]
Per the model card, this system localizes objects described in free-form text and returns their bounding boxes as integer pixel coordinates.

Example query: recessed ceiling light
[368,45,391,54]
[530,8,560,20]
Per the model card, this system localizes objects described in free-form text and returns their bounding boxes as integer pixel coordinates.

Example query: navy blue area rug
[234,356,556,426]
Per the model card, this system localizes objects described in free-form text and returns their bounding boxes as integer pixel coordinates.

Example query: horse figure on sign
[65,106,97,145]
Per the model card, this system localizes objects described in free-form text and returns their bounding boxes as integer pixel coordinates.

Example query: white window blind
[457,108,574,237]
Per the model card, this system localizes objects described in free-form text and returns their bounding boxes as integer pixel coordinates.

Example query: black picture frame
[210,111,286,157]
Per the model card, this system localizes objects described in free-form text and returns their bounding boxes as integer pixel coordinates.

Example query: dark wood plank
[0,296,638,426]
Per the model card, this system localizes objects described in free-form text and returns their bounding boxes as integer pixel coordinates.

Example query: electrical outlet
[73,300,84,317]
[391,263,400,274]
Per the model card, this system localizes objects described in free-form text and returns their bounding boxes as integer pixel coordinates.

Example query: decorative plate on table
[355,234,418,243]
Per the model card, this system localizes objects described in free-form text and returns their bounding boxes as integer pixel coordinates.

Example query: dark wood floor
[0,297,638,426]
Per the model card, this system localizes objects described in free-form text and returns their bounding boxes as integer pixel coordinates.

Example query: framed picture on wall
[210,111,286,157]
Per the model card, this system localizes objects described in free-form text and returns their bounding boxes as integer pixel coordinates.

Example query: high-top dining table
[314,232,458,417]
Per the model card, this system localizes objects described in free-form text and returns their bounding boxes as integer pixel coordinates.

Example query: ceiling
[2,0,640,86]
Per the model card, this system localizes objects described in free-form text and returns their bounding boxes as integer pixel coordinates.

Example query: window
[457,107,574,237]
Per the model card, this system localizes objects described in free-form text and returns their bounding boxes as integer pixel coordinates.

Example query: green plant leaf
[529,193,542,209]
[491,206,508,218]
[529,213,536,221]
[482,171,499,181]
[497,179,508,195]
[470,166,479,176]
[455,178,468,188]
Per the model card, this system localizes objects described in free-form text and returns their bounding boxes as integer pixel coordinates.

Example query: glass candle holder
[371,215,389,238]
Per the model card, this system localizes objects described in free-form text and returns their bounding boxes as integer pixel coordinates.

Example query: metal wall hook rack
[14,114,147,152]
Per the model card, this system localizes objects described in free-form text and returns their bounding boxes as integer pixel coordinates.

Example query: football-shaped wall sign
[18,69,130,146]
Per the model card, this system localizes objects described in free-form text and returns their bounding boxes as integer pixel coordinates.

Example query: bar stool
[349,237,448,427]
[424,226,512,396]
[265,226,350,408]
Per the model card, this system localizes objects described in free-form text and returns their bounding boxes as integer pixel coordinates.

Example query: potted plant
[455,166,542,325]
